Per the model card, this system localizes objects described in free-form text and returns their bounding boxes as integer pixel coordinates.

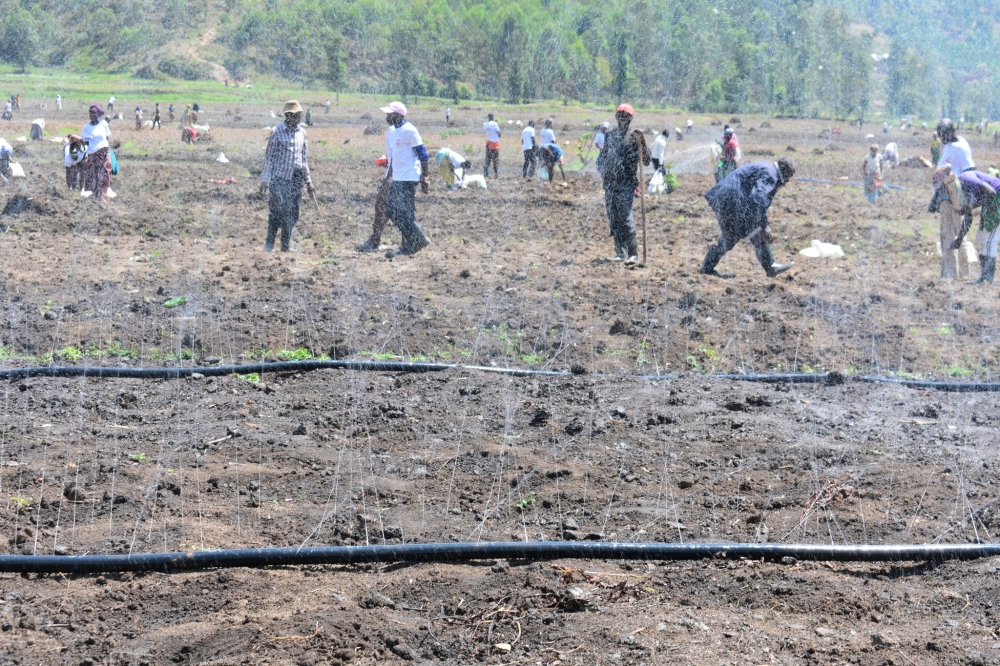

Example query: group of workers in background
[5,93,998,289]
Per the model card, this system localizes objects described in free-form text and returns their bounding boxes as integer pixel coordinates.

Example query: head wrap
[89,104,104,116]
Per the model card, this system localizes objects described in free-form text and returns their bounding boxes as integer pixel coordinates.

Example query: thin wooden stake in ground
[637,160,647,265]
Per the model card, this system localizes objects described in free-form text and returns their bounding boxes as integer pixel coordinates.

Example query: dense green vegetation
[0,0,996,119]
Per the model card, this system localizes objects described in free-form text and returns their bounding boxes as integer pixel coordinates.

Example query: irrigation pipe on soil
[2,542,999,574]
[1,360,999,392]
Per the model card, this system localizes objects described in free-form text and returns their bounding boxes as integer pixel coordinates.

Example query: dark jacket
[602,128,644,188]
[705,161,785,238]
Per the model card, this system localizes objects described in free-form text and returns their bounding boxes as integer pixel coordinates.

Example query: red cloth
[721,136,739,161]
[84,147,111,198]
[486,140,500,151]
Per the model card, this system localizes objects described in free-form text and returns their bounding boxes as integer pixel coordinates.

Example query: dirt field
[0,99,999,664]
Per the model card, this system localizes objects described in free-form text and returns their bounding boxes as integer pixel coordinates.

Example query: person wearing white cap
[380,101,431,258]
[259,100,315,252]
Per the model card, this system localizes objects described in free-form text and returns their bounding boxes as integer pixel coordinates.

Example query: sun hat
[380,101,407,116]
[616,103,634,116]
[283,100,303,115]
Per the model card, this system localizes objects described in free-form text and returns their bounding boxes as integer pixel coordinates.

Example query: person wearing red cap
[600,103,650,264]
[379,101,431,259]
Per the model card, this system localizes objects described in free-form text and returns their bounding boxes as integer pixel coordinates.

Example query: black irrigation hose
[2,360,999,392]
[2,541,999,574]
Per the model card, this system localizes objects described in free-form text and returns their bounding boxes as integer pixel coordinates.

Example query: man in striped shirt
[260,100,315,252]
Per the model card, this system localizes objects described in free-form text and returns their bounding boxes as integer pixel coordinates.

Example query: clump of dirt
[2,195,50,216]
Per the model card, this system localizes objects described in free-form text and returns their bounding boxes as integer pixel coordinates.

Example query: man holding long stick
[600,103,650,264]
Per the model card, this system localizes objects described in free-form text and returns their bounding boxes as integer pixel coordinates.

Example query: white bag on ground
[936,240,978,262]
[461,173,487,189]
[799,240,845,259]
[8,162,25,178]
[648,170,665,194]
[216,152,229,163]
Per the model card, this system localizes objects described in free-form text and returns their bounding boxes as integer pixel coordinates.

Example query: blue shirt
[541,142,563,160]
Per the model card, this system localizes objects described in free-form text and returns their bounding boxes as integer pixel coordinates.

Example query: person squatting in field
[64,134,86,190]
[699,159,797,279]
[539,142,566,183]
[259,100,315,252]
[436,148,471,190]
[380,101,431,259]
[600,103,650,264]
[0,137,13,184]
[944,168,1000,285]
[929,119,976,279]
[81,104,112,202]
[483,113,501,179]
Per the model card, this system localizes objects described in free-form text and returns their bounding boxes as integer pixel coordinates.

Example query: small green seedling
[10,496,31,508]
[163,296,187,308]
[130,452,149,463]
[516,492,537,509]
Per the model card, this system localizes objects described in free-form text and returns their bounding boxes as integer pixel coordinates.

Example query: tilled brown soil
[0,102,998,664]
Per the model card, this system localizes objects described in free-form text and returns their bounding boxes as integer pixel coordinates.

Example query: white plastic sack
[461,173,487,189]
[216,152,229,163]
[935,240,978,262]
[8,162,25,178]
[648,170,665,194]
[798,240,845,259]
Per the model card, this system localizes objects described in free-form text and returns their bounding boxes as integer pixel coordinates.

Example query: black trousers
[387,181,427,251]
[522,149,536,178]
[484,147,500,178]
[604,182,638,257]
[266,171,304,251]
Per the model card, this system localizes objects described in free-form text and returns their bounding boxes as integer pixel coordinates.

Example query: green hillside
[0,0,995,119]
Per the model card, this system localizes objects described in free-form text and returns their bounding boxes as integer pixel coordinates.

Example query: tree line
[1,0,997,120]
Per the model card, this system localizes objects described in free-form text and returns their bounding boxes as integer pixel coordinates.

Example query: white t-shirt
[650,135,667,160]
[64,142,86,167]
[81,119,111,154]
[864,153,881,175]
[521,126,535,150]
[109,96,116,105]
[32,119,44,129]
[385,121,424,181]
[540,127,555,144]
[445,150,465,167]
[882,142,898,165]
[484,120,501,143]
[686,119,693,128]
[595,130,606,150]
[938,136,974,173]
